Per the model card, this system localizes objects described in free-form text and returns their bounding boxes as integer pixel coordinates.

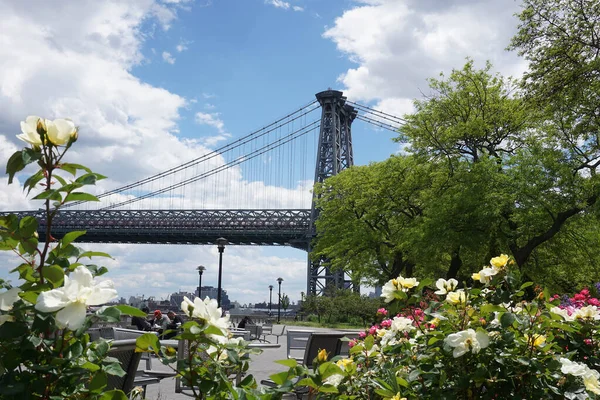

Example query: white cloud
[323,0,527,116]
[195,112,226,134]
[204,103,216,110]
[162,51,176,64]
[293,6,304,12]
[0,0,312,305]
[265,0,290,10]
[175,39,192,52]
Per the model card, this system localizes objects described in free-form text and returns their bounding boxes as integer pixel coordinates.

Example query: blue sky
[0,0,526,306]
[134,0,398,165]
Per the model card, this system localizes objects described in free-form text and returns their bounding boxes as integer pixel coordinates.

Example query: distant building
[170,291,195,309]
[368,286,382,299]
[195,286,231,310]
[128,295,146,308]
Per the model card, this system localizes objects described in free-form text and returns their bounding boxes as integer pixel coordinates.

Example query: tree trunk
[446,247,462,279]
[511,194,597,268]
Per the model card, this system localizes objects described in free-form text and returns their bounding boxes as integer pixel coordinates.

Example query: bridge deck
[4,209,313,248]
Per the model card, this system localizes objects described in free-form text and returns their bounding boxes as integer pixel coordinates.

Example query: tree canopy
[313,1,600,292]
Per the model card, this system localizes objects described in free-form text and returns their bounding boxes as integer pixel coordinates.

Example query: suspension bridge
[5,90,405,295]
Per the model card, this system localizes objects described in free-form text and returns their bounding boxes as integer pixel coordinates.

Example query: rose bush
[136,295,267,399]
[0,116,148,399]
[273,255,600,399]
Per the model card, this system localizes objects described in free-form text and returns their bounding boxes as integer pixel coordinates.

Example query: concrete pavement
[143,325,348,399]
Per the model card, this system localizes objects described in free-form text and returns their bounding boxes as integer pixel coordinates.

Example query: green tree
[280,293,290,314]
[313,155,431,285]
[400,59,600,276]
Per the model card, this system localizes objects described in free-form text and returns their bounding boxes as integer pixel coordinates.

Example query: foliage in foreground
[273,255,600,399]
[0,116,148,399]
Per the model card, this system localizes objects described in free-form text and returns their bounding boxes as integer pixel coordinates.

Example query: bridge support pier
[307,90,357,296]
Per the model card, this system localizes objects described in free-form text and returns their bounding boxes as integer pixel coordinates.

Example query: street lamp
[216,237,228,308]
[269,285,273,316]
[196,265,205,299]
[277,277,284,323]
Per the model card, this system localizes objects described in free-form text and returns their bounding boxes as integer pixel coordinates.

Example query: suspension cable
[355,114,402,133]
[347,100,408,124]
[64,100,319,208]
[101,120,321,209]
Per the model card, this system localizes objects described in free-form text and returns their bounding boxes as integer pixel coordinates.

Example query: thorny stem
[38,144,55,283]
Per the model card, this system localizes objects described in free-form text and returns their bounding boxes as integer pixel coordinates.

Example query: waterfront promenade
[144,324,352,399]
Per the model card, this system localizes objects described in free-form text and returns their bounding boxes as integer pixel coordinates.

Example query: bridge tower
[307,90,357,296]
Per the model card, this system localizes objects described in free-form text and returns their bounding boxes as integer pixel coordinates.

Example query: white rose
[46,118,77,146]
[17,116,44,146]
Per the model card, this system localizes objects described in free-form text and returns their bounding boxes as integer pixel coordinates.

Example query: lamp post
[277,277,283,323]
[216,237,228,308]
[268,285,273,316]
[196,265,205,299]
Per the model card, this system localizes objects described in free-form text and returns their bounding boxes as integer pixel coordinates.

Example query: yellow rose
[387,394,406,400]
[317,348,328,362]
[336,358,353,369]
[446,290,467,305]
[490,254,509,268]
[472,272,481,281]
[398,277,419,290]
[524,334,546,347]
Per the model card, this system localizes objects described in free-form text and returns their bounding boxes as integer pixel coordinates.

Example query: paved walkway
[143,325,354,399]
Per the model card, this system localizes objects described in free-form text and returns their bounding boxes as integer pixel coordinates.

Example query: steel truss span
[5,210,312,247]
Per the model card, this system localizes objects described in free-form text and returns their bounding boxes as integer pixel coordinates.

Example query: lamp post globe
[216,238,228,308]
[277,277,284,323]
[268,285,274,316]
[196,265,205,299]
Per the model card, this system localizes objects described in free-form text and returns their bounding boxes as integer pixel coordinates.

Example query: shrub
[275,255,600,399]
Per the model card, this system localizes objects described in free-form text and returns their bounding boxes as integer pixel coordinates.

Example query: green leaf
[60,163,92,175]
[318,362,343,379]
[520,282,534,290]
[97,306,121,323]
[19,237,38,255]
[136,333,160,353]
[88,370,107,393]
[23,170,44,195]
[0,322,28,339]
[114,305,146,317]
[296,377,318,389]
[64,192,99,203]
[428,337,440,345]
[32,190,62,201]
[41,264,65,287]
[275,358,298,368]
[204,324,225,336]
[78,251,113,260]
[20,290,39,304]
[6,151,26,184]
[61,230,86,247]
[318,384,339,394]
[22,147,42,166]
[269,371,294,386]
[75,173,98,185]
[103,362,126,377]
[480,304,507,314]
[500,312,516,328]
[18,216,38,237]
[98,390,128,400]
[80,361,101,372]
[53,174,67,186]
